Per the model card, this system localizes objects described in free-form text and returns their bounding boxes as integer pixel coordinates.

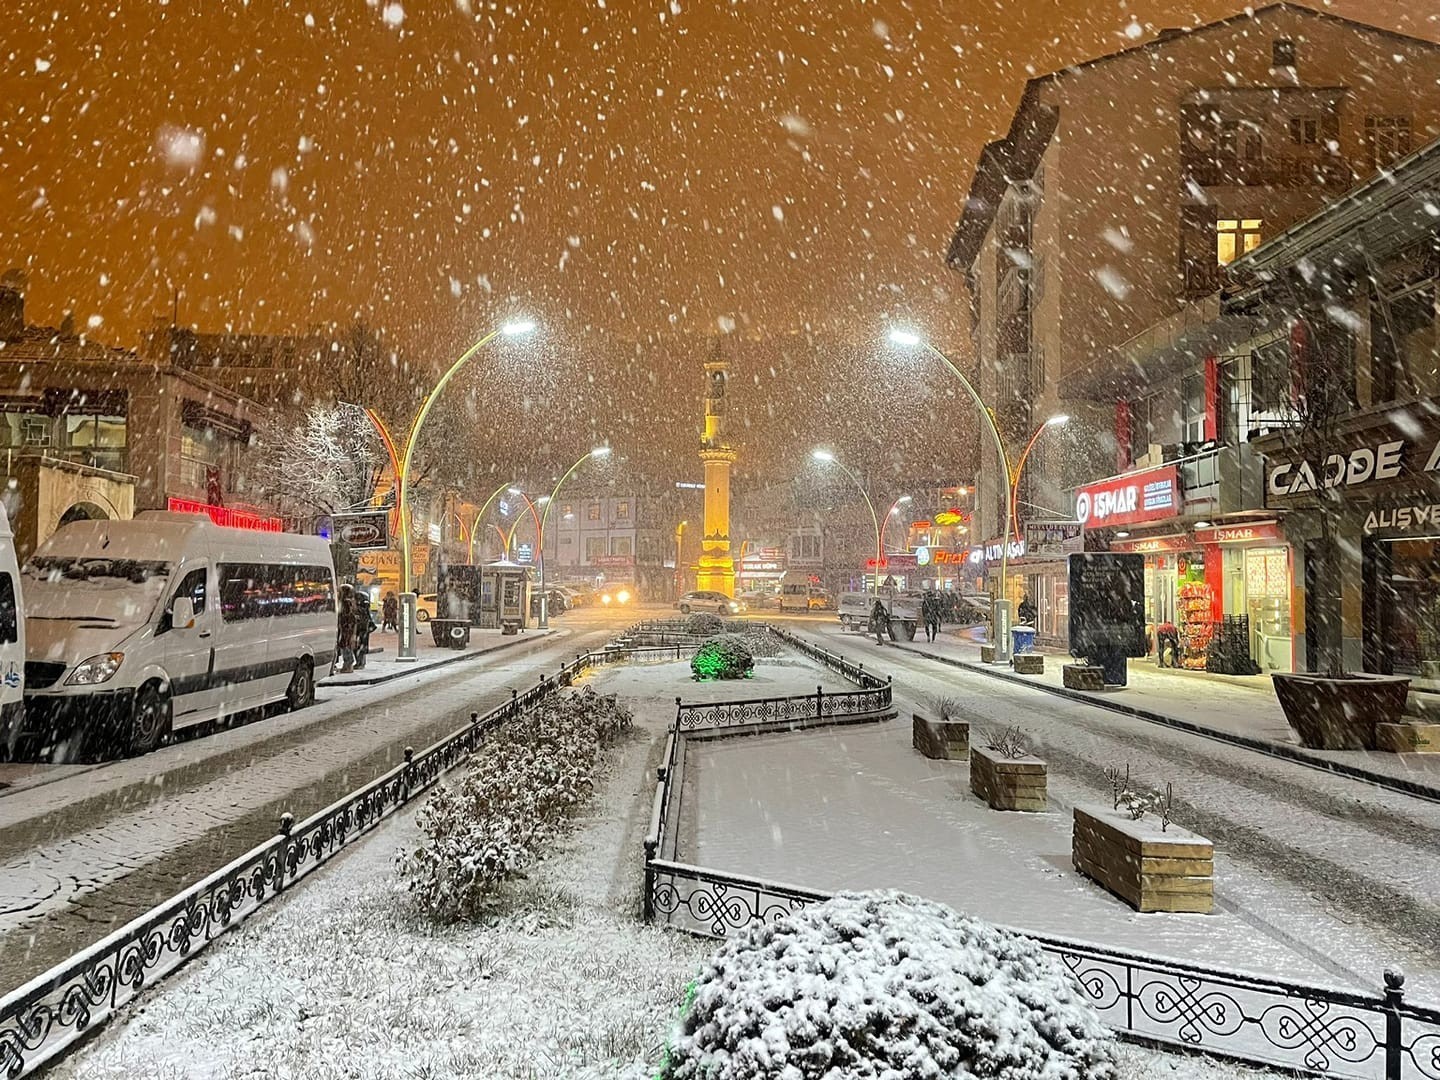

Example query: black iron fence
[0,639,674,1079]
[641,860,1440,1080]
[675,682,893,732]
[769,625,887,689]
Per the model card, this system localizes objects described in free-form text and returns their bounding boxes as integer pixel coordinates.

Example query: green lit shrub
[690,635,754,681]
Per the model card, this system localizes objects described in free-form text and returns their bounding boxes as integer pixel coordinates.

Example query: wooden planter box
[1072,804,1213,914]
[1272,672,1410,750]
[913,712,969,760]
[980,645,996,663]
[1063,664,1105,690]
[969,745,1046,811]
[1013,654,1044,675]
[1375,722,1440,753]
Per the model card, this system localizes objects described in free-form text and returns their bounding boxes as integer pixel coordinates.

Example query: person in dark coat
[870,597,890,645]
[337,584,360,673]
[353,586,375,668]
[1017,591,1038,627]
[922,592,943,642]
[381,591,398,633]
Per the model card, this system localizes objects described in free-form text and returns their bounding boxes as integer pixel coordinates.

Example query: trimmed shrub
[691,635,754,680]
[720,622,783,658]
[397,687,633,921]
[662,891,1117,1080]
[684,612,725,637]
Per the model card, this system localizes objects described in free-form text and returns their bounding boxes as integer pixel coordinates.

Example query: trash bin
[431,619,472,650]
[1011,625,1037,655]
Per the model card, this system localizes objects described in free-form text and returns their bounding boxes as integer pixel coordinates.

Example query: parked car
[738,590,776,610]
[596,584,633,606]
[529,587,569,617]
[415,593,437,622]
[16,510,336,761]
[807,588,834,610]
[0,505,27,761]
[675,590,743,615]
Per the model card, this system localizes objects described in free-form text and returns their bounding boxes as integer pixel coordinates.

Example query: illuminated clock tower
[694,350,737,596]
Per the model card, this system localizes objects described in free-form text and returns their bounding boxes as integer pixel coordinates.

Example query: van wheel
[127,684,171,757]
[680,604,691,614]
[286,660,315,711]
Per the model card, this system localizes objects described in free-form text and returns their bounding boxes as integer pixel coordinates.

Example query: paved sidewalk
[319,627,554,687]
[889,630,1440,796]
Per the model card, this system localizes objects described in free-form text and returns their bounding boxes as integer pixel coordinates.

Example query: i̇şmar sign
[1075,465,1180,529]
[332,510,391,551]
[1068,553,1147,660]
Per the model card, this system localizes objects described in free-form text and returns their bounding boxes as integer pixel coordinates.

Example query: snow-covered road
[692,620,1440,997]
[0,614,625,991]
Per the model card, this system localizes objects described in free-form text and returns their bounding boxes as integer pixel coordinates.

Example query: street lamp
[888,327,1015,661]
[884,495,912,555]
[812,449,882,597]
[1010,414,1069,540]
[535,446,611,628]
[391,319,536,659]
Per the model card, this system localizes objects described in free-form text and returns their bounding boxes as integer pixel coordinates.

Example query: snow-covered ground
[50,656,1270,1080]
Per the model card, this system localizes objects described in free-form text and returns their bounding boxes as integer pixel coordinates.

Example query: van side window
[175,568,207,613]
[219,563,336,622]
[0,573,16,645]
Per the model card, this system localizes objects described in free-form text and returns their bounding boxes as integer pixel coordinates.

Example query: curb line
[318,629,557,688]
[890,641,1440,805]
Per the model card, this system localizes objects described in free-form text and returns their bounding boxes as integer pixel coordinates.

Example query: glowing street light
[812,448,882,597]
[391,318,535,659]
[1010,414,1070,540]
[536,446,611,628]
[887,326,1016,661]
[883,494,912,556]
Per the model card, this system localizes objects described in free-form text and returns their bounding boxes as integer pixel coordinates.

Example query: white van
[777,581,812,613]
[0,505,26,759]
[19,511,336,760]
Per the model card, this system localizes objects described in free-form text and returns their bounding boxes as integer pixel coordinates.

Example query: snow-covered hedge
[662,891,1117,1080]
[397,686,633,921]
[691,635,755,680]
[684,612,726,637]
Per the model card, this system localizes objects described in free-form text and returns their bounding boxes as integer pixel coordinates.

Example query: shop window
[584,536,606,560]
[610,536,632,557]
[1217,219,1262,266]
[1370,537,1440,679]
[1366,115,1411,171]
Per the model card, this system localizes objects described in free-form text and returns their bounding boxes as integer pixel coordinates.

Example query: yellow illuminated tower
[694,350,737,596]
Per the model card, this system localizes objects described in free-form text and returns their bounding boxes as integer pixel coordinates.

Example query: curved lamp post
[883,495,912,556]
[535,446,611,628]
[468,480,516,565]
[1010,414,1069,540]
[813,449,881,597]
[888,328,1015,661]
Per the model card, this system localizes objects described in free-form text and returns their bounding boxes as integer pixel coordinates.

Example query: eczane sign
[1075,465,1180,529]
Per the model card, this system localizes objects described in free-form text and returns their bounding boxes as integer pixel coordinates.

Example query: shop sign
[1362,502,1440,535]
[1194,522,1282,544]
[1112,534,1191,554]
[1266,440,1406,499]
[911,520,933,530]
[934,509,969,526]
[332,510,390,551]
[1024,521,1083,557]
[968,538,1027,564]
[1075,465,1180,528]
[591,554,634,568]
[515,542,534,564]
[167,497,284,532]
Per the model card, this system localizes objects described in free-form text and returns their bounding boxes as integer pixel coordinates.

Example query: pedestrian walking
[922,591,943,642]
[870,597,890,645]
[382,591,398,633]
[354,586,375,669]
[337,583,360,674]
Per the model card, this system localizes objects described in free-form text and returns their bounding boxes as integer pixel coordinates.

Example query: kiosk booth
[432,559,534,644]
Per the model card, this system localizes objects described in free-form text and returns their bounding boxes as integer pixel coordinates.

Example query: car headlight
[617,590,631,603]
[729,601,740,611]
[601,594,611,604]
[66,652,125,686]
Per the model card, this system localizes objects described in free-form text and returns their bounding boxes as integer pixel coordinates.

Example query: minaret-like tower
[694,347,737,596]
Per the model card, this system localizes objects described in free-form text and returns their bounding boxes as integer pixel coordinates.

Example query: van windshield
[23,557,172,623]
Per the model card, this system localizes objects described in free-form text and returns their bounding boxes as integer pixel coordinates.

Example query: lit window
[1217,219,1262,266]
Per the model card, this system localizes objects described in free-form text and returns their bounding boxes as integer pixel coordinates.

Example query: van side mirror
[170,597,196,630]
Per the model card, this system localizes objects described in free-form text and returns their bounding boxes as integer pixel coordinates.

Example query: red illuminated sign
[1194,522,1282,545]
[1075,465,1180,529]
[168,498,284,532]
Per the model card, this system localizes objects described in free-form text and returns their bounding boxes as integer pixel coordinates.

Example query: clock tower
[694,348,737,596]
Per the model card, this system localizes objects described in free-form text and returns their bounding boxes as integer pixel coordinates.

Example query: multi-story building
[0,273,279,557]
[948,3,1440,655]
[541,488,692,601]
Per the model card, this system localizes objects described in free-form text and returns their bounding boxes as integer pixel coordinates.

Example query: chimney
[0,269,26,339]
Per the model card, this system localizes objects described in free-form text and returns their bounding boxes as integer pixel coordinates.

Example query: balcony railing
[1182,154,1353,189]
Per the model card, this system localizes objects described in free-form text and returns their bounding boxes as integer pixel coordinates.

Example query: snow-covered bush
[690,635,754,680]
[398,687,634,921]
[720,622,782,657]
[662,891,1117,1080]
[684,612,725,637]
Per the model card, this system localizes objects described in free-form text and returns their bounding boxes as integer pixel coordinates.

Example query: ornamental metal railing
[641,860,1440,1080]
[0,640,659,1079]
[769,624,887,689]
[675,682,893,733]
